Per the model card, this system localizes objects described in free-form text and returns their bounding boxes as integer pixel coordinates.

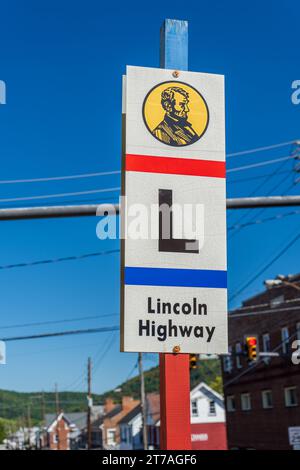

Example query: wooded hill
[0,359,222,424]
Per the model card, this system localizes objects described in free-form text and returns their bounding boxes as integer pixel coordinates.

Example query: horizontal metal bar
[258,352,280,357]
[0,195,300,221]
[227,196,300,209]
[0,204,120,221]
[223,351,280,357]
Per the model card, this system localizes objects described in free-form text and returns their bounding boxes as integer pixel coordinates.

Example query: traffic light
[245,336,258,362]
[189,354,198,370]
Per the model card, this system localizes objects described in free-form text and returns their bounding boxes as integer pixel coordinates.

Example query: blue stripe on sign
[124,267,227,289]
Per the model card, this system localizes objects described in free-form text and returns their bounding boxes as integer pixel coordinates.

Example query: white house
[190,382,227,450]
[118,382,227,450]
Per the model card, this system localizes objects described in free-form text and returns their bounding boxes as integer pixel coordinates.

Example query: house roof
[92,404,123,430]
[105,404,122,419]
[118,393,160,426]
[118,404,141,425]
[190,382,224,408]
[45,412,87,431]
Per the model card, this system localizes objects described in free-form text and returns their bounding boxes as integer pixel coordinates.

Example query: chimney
[122,396,139,411]
[104,398,115,414]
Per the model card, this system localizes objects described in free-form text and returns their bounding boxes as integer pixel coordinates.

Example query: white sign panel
[121,66,227,354]
[289,427,300,446]
[0,341,6,364]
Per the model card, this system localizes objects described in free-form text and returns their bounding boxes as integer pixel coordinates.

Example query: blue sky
[0,0,299,396]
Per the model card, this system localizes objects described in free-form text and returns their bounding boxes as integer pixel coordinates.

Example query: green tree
[0,420,6,443]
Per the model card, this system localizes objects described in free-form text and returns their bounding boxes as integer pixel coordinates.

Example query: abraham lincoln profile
[152,87,199,146]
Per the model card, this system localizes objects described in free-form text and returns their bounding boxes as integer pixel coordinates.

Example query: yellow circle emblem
[142,81,209,147]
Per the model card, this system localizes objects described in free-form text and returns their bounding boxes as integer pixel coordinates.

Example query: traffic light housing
[245,336,258,362]
[189,354,198,370]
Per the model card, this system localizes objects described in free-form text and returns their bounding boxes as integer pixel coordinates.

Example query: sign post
[120,19,227,450]
[159,19,192,451]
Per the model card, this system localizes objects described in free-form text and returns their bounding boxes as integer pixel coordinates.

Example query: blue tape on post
[124,266,227,289]
[160,19,188,71]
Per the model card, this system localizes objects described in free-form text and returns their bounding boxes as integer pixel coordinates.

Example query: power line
[1,325,120,342]
[1,208,299,275]
[227,140,297,158]
[227,155,294,173]
[230,296,300,313]
[0,313,118,330]
[229,229,300,303]
[92,333,117,375]
[229,301,300,346]
[228,210,300,232]
[0,140,296,187]
[124,359,139,382]
[62,333,116,392]
[0,187,121,203]
[227,169,291,185]
[0,140,296,192]
[0,248,120,270]
[0,170,121,185]
[228,160,294,239]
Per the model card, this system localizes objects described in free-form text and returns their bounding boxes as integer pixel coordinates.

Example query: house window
[262,333,271,364]
[191,400,198,417]
[262,333,270,352]
[241,393,251,411]
[285,387,298,407]
[235,343,242,369]
[226,395,236,412]
[107,428,116,445]
[53,434,58,444]
[223,346,233,372]
[296,323,300,341]
[281,327,289,354]
[262,390,273,409]
[209,400,216,416]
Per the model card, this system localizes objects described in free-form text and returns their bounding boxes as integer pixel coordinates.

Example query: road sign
[121,65,227,354]
[289,427,300,446]
[0,341,6,364]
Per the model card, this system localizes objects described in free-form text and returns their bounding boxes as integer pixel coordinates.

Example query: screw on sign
[121,66,227,354]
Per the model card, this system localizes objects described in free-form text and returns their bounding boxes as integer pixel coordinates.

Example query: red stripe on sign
[125,154,226,178]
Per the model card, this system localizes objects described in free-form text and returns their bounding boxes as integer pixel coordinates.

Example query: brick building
[43,407,103,450]
[222,274,300,450]
[92,396,140,449]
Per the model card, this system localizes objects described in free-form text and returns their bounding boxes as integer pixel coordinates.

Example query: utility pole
[27,402,31,428]
[138,352,148,450]
[41,391,45,424]
[27,402,31,449]
[87,357,92,450]
[55,382,60,416]
[55,383,60,450]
